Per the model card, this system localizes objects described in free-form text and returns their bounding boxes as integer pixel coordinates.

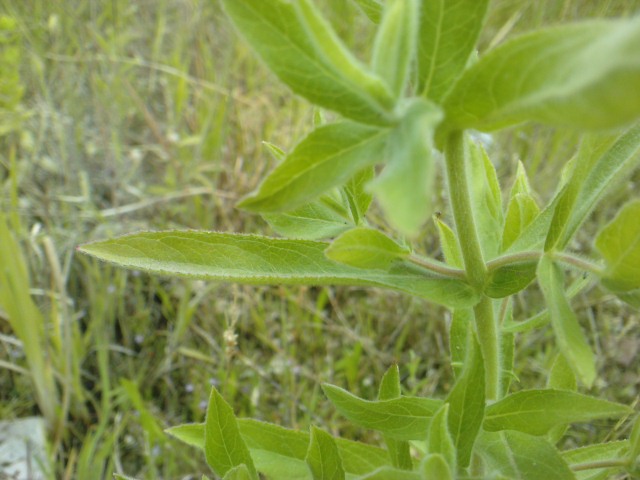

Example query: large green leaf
[416,0,489,102]
[323,384,442,441]
[537,257,596,387]
[445,333,485,468]
[221,0,395,125]
[477,431,576,480]
[484,389,632,436]
[368,99,442,236]
[306,426,345,480]
[595,200,640,292]
[371,0,417,97]
[377,366,412,470]
[547,125,640,250]
[443,17,640,132]
[79,232,479,308]
[239,122,388,213]
[204,387,257,479]
[325,227,410,270]
[167,418,391,478]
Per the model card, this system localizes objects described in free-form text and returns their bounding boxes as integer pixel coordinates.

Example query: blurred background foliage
[0,0,639,478]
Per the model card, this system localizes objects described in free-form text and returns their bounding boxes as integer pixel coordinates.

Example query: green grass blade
[79,232,479,308]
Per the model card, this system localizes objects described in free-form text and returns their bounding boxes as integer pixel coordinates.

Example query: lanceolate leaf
[223,465,253,480]
[368,99,442,236]
[343,166,375,225]
[378,366,413,470]
[468,140,503,260]
[306,427,345,480]
[416,0,489,102]
[445,333,485,468]
[325,227,410,270]
[426,404,456,474]
[204,387,257,479]
[263,193,353,240]
[537,257,596,387]
[443,17,640,132]
[239,122,389,213]
[484,389,632,436]
[371,0,418,97]
[595,200,640,292]
[323,384,442,441]
[477,431,576,480]
[166,418,391,478]
[420,454,453,480]
[547,124,640,251]
[79,232,479,308]
[221,0,395,125]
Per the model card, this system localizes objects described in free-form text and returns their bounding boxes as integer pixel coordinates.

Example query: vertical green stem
[443,131,486,288]
[444,131,500,400]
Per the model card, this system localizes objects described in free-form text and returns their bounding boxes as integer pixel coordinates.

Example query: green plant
[79,1,640,478]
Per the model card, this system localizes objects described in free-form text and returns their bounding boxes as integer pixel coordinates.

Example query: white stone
[0,417,50,480]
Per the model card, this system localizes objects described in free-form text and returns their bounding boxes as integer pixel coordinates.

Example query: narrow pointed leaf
[469,140,504,260]
[426,404,456,474]
[595,200,640,292]
[221,0,395,125]
[323,384,442,441]
[448,308,472,378]
[343,167,375,225]
[546,354,577,443]
[204,387,257,479]
[263,195,353,240]
[371,0,418,97]
[477,431,576,480]
[547,125,640,250]
[445,333,485,468]
[239,122,389,213]
[501,162,539,251]
[484,389,632,435]
[325,227,410,270]
[435,217,463,268]
[369,99,442,236]
[167,419,391,477]
[306,427,345,480]
[537,256,596,386]
[417,0,489,102]
[79,232,479,308]
[443,17,640,132]
[378,365,412,470]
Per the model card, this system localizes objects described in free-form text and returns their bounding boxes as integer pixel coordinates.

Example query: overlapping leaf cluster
[80,0,640,478]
